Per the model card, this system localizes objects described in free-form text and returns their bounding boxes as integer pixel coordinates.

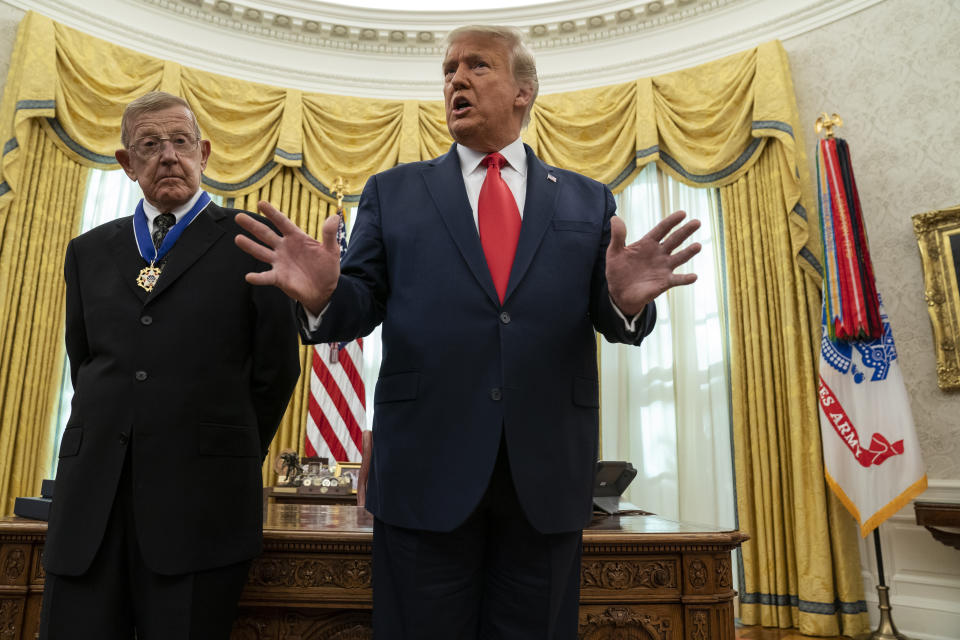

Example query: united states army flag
[816,134,926,536]
[818,305,927,536]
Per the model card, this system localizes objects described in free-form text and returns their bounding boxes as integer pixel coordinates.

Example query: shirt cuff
[302,302,331,333]
[610,295,645,333]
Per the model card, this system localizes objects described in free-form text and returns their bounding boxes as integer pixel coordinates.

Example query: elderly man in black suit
[39,91,300,639]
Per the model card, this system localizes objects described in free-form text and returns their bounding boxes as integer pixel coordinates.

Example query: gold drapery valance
[3,12,814,240]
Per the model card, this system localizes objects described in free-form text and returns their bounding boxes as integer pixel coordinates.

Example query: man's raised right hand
[235,201,342,315]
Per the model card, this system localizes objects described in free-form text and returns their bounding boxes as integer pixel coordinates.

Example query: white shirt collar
[456,138,527,177]
[141,188,205,224]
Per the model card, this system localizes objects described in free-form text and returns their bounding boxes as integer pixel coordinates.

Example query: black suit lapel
[421,145,501,307]
[108,217,150,304]
[146,202,225,302]
[504,146,560,303]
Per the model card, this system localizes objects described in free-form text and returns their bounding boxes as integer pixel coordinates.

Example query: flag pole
[327,177,347,365]
[867,528,909,640]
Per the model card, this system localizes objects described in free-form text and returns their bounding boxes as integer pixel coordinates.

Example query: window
[601,163,735,530]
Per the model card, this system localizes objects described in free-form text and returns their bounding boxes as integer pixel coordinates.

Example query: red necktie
[478,153,521,303]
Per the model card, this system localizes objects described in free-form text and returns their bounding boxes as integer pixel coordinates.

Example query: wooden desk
[265,486,357,506]
[0,505,746,639]
[914,500,960,550]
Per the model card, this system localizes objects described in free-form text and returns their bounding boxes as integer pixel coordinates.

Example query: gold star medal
[132,192,212,294]
[136,263,163,292]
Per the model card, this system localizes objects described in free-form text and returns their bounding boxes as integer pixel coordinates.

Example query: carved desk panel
[0,505,746,640]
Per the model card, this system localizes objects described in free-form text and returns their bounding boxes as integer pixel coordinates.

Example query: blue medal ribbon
[133,191,212,264]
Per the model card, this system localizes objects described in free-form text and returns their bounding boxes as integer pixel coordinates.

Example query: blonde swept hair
[444,25,539,127]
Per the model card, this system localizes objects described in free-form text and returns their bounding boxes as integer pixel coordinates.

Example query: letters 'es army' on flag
[305,210,365,463]
[816,136,926,537]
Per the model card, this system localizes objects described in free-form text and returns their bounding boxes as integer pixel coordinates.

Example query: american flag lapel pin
[547,173,557,183]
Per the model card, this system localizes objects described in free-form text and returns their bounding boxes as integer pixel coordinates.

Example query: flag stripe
[311,358,363,458]
[307,395,350,462]
[312,349,365,448]
[339,341,366,401]
[306,352,362,461]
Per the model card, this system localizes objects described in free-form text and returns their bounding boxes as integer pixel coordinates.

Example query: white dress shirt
[140,188,205,236]
[457,137,527,226]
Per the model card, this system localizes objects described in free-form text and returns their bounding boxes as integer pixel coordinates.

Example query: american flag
[305,210,365,462]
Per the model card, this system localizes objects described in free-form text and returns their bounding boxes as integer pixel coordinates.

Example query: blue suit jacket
[304,144,655,534]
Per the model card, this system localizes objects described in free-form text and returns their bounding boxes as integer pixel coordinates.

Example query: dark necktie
[478,153,521,303]
[152,213,176,251]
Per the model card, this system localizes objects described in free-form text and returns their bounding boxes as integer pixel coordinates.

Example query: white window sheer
[601,163,735,530]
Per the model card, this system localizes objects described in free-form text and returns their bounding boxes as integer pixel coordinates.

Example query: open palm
[606,210,701,316]
[235,201,342,314]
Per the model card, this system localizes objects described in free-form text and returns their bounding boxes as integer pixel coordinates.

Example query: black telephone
[592,461,637,514]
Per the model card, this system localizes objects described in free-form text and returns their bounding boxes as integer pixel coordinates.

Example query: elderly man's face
[443,33,533,153]
[115,105,210,212]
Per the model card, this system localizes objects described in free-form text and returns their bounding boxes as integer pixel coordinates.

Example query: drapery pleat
[722,148,868,636]
[0,120,88,513]
[0,18,869,630]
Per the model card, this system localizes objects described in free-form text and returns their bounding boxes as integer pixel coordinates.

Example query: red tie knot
[483,152,507,172]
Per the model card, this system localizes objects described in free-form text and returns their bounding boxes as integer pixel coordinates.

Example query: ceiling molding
[4,0,886,98]
[132,0,728,56]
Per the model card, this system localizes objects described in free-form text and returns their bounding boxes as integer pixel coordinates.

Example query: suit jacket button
[118,433,129,445]
[140,315,153,325]
[135,370,148,381]
[490,388,502,401]
[499,312,511,324]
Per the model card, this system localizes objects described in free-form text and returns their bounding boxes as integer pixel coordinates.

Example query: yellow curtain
[722,151,867,636]
[0,120,88,514]
[0,15,868,633]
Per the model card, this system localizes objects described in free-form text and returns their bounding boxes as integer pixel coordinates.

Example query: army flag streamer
[305,209,365,463]
[816,132,926,536]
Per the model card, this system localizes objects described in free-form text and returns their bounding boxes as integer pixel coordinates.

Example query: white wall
[0,2,25,96]
[783,1,960,637]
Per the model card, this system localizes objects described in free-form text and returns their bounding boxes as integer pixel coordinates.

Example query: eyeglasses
[129,134,200,158]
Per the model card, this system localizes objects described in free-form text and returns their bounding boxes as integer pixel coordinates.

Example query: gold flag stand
[862,530,909,640]
[816,112,911,640]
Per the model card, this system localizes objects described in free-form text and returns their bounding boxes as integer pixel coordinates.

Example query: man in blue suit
[236,25,700,639]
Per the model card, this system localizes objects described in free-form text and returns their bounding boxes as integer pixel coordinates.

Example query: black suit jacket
[303,144,655,534]
[44,201,300,576]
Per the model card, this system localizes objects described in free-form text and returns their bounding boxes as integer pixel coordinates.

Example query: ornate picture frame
[913,204,960,390]
[335,461,362,494]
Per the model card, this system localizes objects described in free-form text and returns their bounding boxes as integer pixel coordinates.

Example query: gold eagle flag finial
[333,176,347,214]
[815,112,843,138]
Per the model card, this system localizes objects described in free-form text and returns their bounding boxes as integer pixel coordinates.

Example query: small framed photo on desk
[335,462,361,494]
